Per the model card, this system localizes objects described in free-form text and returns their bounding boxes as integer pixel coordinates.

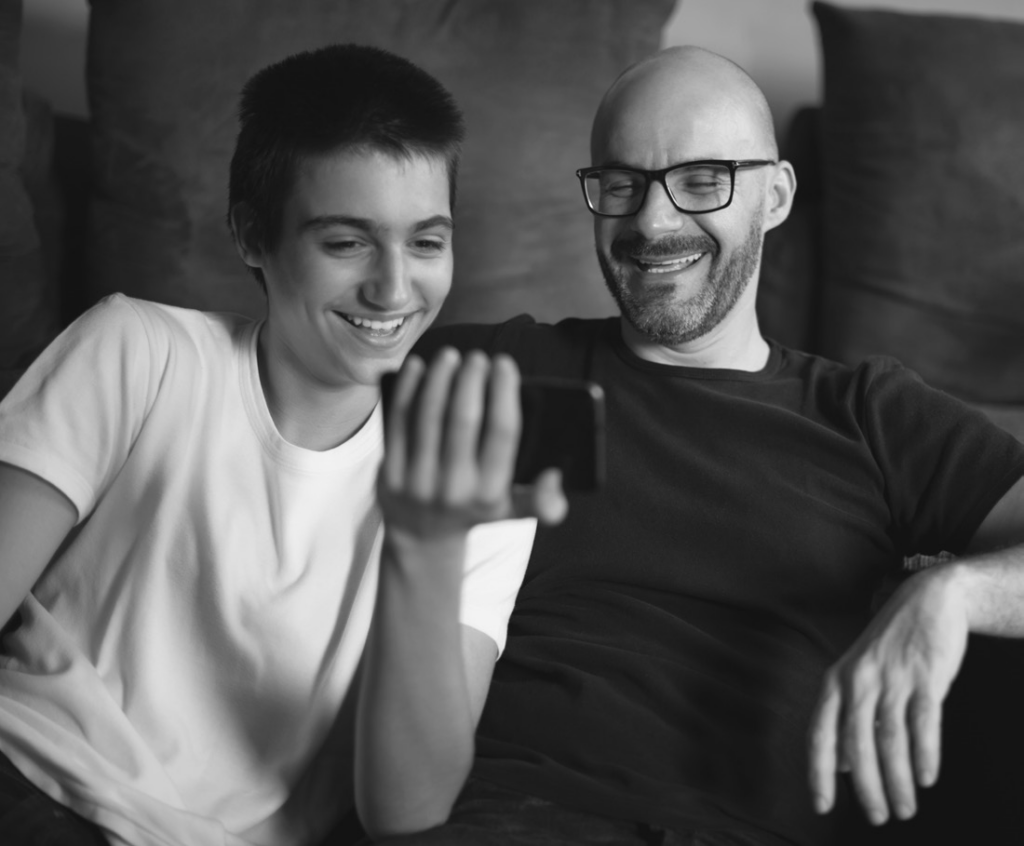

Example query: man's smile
[634,251,706,274]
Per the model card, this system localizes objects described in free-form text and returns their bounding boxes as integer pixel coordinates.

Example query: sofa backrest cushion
[85,0,674,325]
[813,1,1024,403]
[0,0,58,395]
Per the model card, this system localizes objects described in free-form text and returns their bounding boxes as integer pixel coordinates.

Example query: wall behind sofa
[22,0,1024,129]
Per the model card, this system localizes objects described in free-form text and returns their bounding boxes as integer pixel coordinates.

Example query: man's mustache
[611,233,718,262]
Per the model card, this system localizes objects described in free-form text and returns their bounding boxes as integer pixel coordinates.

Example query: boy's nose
[363,251,412,311]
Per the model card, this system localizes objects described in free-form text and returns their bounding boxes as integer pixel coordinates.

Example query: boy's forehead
[294,147,449,188]
[286,148,452,225]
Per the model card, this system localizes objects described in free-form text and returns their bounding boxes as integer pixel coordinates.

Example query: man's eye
[602,180,642,198]
[672,169,730,194]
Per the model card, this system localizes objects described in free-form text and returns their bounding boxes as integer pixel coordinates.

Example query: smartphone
[514,377,605,491]
[379,371,605,492]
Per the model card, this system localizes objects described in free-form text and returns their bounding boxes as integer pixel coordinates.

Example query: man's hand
[808,565,970,825]
[379,346,567,544]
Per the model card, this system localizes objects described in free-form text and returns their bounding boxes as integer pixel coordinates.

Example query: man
[0,45,554,846]
[391,46,1024,845]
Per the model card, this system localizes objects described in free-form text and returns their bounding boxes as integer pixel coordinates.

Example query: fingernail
[813,794,829,814]
[869,809,888,826]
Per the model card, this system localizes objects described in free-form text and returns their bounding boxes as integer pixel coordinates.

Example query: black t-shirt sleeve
[413,316,598,380]
[412,319,527,362]
[858,357,1024,556]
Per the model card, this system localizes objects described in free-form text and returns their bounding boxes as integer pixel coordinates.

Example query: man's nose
[362,249,412,311]
[632,179,689,239]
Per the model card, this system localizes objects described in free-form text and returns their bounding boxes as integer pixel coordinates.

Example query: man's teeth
[637,252,704,273]
[340,314,406,332]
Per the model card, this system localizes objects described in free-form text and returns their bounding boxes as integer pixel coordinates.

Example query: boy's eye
[324,239,362,251]
[412,238,448,253]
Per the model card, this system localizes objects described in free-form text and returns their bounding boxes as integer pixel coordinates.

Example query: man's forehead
[592,91,761,168]
[591,48,774,166]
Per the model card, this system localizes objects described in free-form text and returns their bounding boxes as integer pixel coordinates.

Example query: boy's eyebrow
[300,214,454,233]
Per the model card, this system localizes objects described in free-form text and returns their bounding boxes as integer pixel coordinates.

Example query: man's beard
[597,212,764,346]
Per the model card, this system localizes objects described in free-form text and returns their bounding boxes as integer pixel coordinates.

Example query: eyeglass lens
[583,163,734,215]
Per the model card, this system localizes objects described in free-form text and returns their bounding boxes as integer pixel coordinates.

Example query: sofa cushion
[0,0,58,397]
[758,107,824,352]
[813,1,1024,402]
[86,0,674,324]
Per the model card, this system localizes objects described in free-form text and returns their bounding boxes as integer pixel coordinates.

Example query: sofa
[3,0,1024,843]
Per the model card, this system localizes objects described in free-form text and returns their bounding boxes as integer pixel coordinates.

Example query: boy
[0,44,552,846]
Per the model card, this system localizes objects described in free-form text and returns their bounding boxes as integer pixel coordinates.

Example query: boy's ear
[229,202,264,268]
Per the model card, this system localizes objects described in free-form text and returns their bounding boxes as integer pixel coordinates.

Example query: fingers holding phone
[380,347,568,540]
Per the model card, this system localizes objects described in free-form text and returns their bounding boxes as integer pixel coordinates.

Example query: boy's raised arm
[355,348,565,839]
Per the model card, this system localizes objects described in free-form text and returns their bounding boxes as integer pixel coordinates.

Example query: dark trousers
[371,777,784,846]
[0,749,109,845]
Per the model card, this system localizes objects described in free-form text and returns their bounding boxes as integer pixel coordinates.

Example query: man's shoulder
[416,315,616,377]
[774,341,911,396]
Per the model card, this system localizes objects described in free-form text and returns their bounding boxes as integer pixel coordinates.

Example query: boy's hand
[379,347,567,542]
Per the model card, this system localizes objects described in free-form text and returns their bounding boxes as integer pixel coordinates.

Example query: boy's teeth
[342,314,405,331]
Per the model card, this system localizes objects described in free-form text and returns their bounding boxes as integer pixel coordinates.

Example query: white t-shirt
[0,295,535,846]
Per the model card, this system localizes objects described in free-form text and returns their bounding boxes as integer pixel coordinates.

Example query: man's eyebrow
[299,214,454,233]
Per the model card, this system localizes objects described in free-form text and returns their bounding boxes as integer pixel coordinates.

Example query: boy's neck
[256,332,378,452]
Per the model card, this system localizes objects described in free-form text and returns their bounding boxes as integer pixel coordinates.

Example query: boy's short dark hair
[228,44,465,291]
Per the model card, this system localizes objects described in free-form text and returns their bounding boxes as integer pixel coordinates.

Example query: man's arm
[809,474,1024,825]
[0,463,78,630]
[355,348,565,839]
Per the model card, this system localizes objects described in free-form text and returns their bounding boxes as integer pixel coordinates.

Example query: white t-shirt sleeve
[458,517,536,656]
[0,294,155,522]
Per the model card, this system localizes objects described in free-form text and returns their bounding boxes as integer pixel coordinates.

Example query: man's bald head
[591,46,778,166]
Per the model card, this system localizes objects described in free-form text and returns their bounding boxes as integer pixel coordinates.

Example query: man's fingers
[875,696,917,820]
[909,690,942,789]
[407,347,461,499]
[808,678,841,814]
[477,354,521,501]
[840,685,889,825]
[383,355,425,490]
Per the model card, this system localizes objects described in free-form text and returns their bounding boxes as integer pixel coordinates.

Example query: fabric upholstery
[813,1,1024,402]
[85,0,675,325]
[0,0,57,396]
[757,107,824,352]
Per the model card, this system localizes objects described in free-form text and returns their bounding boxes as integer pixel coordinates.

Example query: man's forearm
[938,543,1024,637]
[809,538,1024,824]
[355,530,477,839]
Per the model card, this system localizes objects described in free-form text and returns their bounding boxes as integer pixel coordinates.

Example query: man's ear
[762,160,797,233]
[229,202,264,269]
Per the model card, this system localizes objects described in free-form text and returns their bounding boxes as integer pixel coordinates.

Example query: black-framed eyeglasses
[576,159,777,217]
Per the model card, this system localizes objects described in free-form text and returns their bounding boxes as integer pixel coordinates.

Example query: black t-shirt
[414,316,1024,845]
